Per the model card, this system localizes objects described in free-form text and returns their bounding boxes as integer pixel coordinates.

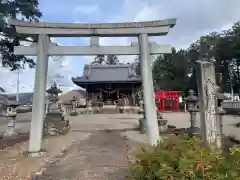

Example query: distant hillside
[7,89,86,105]
[7,92,33,105]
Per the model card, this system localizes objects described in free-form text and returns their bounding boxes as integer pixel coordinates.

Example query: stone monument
[196,61,224,148]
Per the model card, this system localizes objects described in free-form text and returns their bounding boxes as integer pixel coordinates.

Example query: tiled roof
[72,64,141,83]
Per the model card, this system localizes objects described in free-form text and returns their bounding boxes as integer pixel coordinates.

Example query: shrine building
[71,64,141,105]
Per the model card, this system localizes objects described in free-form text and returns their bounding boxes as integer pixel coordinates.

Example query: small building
[71,64,141,105]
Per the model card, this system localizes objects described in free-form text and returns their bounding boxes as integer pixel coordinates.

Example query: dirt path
[39,131,129,180]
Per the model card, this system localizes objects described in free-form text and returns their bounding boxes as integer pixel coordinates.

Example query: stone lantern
[3,100,20,137]
[46,82,62,110]
[185,89,200,136]
[45,82,68,136]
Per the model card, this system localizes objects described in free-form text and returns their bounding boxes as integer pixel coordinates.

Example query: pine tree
[0,0,42,70]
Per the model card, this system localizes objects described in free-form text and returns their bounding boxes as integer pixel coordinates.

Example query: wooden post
[196,61,222,148]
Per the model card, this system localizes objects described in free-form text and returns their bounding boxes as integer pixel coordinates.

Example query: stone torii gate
[9,18,176,154]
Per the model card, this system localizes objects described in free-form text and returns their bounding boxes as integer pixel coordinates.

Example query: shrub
[127,135,240,180]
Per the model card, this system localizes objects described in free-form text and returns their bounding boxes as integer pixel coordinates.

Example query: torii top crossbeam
[8,18,176,37]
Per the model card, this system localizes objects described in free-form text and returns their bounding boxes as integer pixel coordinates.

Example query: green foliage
[152,48,190,94]
[0,0,42,70]
[106,55,119,65]
[152,21,240,95]
[127,135,240,180]
[133,55,141,76]
[91,55,105,65]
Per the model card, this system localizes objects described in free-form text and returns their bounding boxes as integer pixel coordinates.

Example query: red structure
[155,91,180,112]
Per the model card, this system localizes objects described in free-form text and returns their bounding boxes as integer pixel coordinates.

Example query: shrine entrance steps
[39,131,131,180]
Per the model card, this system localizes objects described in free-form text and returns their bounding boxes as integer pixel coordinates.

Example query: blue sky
[1,0,240,93]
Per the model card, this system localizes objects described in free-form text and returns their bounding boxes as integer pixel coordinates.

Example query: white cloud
[2,0,240,93]
[84,0,240,64]
[0,37,75,93]
[0,37,78,94]
[74,4,99,15]
[0,55,74,94]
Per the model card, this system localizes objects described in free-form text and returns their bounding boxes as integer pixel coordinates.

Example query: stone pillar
[138,33,159,145]
[28,34,49,153]
[196,61,221,148]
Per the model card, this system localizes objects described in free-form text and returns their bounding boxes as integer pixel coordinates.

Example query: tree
[91,55,105,65]
[0,87,5,92]
[133,56,141,76]
[106,55,119,65]
[0,0,42,70]
[152,48,190,95]
[127,21,240,96]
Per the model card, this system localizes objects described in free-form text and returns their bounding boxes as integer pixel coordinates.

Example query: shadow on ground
[72,127,139,133]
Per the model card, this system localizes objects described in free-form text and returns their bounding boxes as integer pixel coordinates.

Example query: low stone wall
[77,106,139,114]
[222,101,240,114]
[16,106,32,113]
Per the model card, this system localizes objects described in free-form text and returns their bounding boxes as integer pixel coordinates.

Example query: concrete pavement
[1,112,239,143]
[0,112,239,179]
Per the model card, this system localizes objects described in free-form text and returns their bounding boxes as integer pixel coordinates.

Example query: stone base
[158,119,168,133]
[139,118,147,134]
[138,118,168,134]
[46,126,70,136]
[44,119,70,136]
[186,127,201,137]
[157,112,164,119]
[3,130,18,137]
[158,119,167,126]
[45,112,64,122]
[229,135,240,144]
[88,106,139,114]
[172,128,186,136]
[23,150,46,157]
[46,121,63,130]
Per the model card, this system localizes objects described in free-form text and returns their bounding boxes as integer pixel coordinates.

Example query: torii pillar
[29,34,49,153]
[138,34,159,145]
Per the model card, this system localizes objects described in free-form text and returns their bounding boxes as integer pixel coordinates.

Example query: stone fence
[222,101,240,114]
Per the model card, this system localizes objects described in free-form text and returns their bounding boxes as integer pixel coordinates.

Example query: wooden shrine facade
[72,64,141,105]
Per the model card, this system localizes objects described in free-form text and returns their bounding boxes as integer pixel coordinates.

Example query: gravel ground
[39,131,129,180]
